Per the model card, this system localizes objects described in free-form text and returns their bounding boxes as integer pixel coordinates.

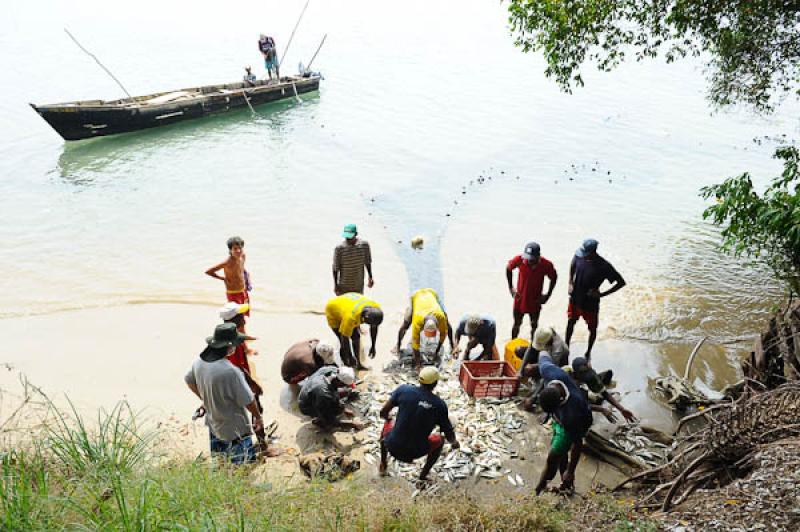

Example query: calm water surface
[1,1,797,405]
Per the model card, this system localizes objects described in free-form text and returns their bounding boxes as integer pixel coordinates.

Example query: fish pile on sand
[353,361,532,488]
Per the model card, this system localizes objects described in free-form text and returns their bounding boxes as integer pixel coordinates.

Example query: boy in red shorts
[378,367,460,482]
[565,239,626,359]
[205,236,251,318]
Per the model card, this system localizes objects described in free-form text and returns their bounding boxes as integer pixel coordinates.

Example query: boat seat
[142,91,193,105]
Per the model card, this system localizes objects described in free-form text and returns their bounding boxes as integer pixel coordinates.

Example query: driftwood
[743,302,800,385]
[616,383,800,511]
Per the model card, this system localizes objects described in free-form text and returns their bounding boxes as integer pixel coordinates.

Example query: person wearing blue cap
[565,239,626,358]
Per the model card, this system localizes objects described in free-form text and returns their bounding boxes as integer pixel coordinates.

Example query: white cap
[464,314,481,335]
[316,343,335,364]
[219,301,249,321]
[337,366,355,386]
[423,316,438,331]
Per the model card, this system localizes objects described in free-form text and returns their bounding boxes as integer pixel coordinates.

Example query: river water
[1,1,797,424]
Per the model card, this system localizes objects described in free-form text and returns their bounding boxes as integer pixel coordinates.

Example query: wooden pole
[305,33,327,71]
[64,28,132,99]
[278,0,310,70]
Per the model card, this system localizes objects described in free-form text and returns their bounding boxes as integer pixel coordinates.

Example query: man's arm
[506,267,516,297]
[379,397,395,420]
[600,275,626,298]
[332,248,340,293]
[541,269,558,304]
[535,450,563,494]
[186,382,201,400]
[447,322,455,350]
[245,399,263,433]
[568,258,576,295]
[205,260,227,281]
[592,404,618,423]
[368,323,379,358]
[396,318,411,352]
[601,391,636,423]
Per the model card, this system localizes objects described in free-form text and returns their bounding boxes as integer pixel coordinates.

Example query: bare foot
[378,460,388,477]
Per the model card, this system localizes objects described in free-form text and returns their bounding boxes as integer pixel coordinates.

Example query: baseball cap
[219,301,250,321]
[522,241,541,260]
[316,343,335,364]
[337,366,355,386]
[423,316,438,337]
[572,357,605,393]
[342,223,357,238]
[464,314,481,335]
[533,327,554,351]
[419,366,440,385]
[575,238,599,258]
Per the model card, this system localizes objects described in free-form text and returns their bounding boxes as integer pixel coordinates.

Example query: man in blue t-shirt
[565,239,626,359]
[453,314,498,361]
[378,367,460,481]
[531,353,614,494]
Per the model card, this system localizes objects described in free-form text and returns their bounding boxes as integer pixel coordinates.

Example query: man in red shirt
[506,242,558,341]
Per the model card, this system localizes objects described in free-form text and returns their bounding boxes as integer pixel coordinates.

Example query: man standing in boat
[258,34,280,81]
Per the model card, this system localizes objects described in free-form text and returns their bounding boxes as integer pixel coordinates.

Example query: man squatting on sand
[379,367,460,481]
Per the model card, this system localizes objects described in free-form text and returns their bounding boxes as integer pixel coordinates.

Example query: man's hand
[509,287,517,298]
[334,284,342,296]
[559,471,575,491]
[368,346,377,359]
[620,408,637,423]
[539,293,550,304]
[568,283,574,295]
[252,416,264,434]
[368,277,374,288]
[452,345,462,357]
[600,407,617,423]
[450,439,461,450]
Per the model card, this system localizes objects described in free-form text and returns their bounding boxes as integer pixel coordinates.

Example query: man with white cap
[566,238,626,359]
[395,288,454,370]
[379,366,460,481]
[518,326,570,377]
[298,365,362,430]
[506,241,558,342]
[453,314,499,361]
[281,339,337,385]
[219,301,257,373]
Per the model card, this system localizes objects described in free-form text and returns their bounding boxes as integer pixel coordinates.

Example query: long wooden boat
[30,75,321,141]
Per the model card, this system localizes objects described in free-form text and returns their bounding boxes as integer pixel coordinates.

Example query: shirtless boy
[206,236,250,316]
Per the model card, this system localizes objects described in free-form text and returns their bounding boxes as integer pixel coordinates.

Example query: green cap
[342,223,357,238]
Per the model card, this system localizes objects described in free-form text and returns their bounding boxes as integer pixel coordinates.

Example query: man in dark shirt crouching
[378,367,460,481]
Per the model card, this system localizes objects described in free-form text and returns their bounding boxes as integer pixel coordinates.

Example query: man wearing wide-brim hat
[185,322,267,464]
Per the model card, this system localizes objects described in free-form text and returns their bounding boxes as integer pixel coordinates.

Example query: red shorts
[567,302,598,330]
[226,290,250,316]
[381,420,443,455]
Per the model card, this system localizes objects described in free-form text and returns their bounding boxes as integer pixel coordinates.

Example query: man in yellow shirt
[325,293,384,370]
[395,288,453,370]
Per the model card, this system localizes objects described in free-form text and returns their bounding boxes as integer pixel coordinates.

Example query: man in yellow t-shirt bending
[395,288,453,370]
[325,293,384,370]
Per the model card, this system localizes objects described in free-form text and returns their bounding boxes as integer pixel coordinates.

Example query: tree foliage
[701,147,800,293]
[507,0,800,112]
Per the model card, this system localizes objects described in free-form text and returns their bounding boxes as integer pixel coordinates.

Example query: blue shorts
[264,54,278,72]
[209,429,256,464]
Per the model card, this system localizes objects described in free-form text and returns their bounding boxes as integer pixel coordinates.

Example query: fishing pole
[305,33,327,72]
[278,0,310,70]
[64,28,132,99]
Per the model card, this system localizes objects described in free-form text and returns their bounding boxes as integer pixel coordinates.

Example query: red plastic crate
[459,361,520,398]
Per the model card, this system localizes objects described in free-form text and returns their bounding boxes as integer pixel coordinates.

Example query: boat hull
[31,76,320,141]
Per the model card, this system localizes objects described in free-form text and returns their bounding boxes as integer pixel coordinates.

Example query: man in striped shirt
[333,224,374,295]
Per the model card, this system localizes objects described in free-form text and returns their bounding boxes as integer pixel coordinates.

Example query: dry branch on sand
[616,382,800,511]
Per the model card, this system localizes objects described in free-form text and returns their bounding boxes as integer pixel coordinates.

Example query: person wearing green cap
[333,223,373,295]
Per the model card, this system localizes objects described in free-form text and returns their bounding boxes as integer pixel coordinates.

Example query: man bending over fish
[453,314,499,361]
[379,367,460,482]
[395,288,454,370]
[325,293,383,370]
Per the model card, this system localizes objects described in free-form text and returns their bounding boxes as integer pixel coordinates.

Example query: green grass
[0,399,656,531]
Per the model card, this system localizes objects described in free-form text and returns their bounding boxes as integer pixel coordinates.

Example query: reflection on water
[56,93,319,183]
